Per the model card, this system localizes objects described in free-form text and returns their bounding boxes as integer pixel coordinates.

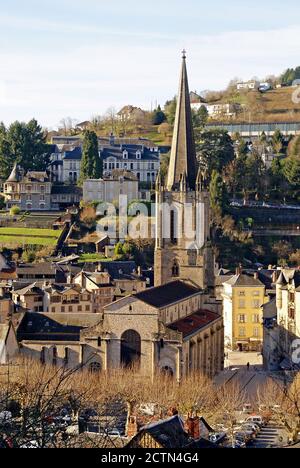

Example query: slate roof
[63,147,82,160]
[7,163,21,182]
[135,281,200,308]
[100,146,160,162]
[224,274,264,287]
[138,415,189,448]
[13,283,44,296]
[168,309,221,339]
[17,312,99,342]
[98,261,140,280]
[17,262,56,277]
[23,171,50,182]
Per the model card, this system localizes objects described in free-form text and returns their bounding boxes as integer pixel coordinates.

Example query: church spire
[166,51,197,192]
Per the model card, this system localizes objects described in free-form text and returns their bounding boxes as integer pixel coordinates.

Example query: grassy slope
[0,228,61,238]
[210,87,300,123]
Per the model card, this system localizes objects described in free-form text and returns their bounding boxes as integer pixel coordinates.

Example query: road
[215,351,271,399]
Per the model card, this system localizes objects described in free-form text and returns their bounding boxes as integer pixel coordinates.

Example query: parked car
[0,411,12,424]
[242,404,253,414]
[244,415,265,427]
[20,440,39,449]
[242,423,261,434]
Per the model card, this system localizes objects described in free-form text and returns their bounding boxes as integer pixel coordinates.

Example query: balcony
[62,298,80,305]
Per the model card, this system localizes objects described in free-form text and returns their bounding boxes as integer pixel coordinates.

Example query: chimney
[254,272,259,280]
[109,133,115,146]
[167,407,178,417]
[272,271,278,283]
[184,413,200,441]
[137,266,142,277]
[235,265,242,276]
[126,415,138,439]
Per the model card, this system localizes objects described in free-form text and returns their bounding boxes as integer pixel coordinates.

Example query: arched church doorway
[121,330,141,368]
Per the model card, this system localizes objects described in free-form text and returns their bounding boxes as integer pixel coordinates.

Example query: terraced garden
[0,227,62,246]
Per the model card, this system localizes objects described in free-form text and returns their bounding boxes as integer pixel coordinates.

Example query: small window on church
[172,262,179,277]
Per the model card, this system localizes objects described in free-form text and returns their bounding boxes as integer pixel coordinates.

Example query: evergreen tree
[192,105,208,129]
[196,129,234,179]
[209,170,228,223]
[79,130,102,184]
[164,97,177,126]
[272,130,285,155]
[152,105,166,125]
[0,119,49,180]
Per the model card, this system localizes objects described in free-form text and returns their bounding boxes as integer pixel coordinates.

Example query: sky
[1,0,300,128]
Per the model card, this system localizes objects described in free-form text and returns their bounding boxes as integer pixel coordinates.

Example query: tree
[59,117,78,136]
[196,129,234,179]
[152,105,166,125]
[164,97,177,126]
[192,106,208,129]
[283,157,300,187]
[210,170,228,224]
[79,130,102,184]
[0,120,51,178]
[104,107,117,134]
[272,130,285,155]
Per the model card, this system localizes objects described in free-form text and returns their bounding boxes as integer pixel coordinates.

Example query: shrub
[10,205,21,216]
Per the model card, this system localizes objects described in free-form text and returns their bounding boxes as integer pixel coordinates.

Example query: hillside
[208,86,300,123]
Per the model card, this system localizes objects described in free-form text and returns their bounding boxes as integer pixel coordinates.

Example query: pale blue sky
[1,0,300,128]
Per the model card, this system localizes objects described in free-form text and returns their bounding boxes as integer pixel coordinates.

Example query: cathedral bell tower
[154,51,214,290]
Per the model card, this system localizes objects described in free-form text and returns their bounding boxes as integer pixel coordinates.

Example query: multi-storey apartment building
[222,273,267,351]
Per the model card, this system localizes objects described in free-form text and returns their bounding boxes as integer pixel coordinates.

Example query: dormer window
[136,151,141,160]
[123,150,128,160]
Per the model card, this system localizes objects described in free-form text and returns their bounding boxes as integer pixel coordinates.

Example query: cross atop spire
[166,53,197,191]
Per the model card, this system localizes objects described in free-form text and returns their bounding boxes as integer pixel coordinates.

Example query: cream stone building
[271,270,300,370]
[83,172,139,205]
[43,284,93,314]
[222,273,266,351]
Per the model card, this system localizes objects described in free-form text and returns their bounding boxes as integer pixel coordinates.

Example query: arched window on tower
[172,261,180,278]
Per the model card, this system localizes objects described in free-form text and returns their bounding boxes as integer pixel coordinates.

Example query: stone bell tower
[154,51,214,290]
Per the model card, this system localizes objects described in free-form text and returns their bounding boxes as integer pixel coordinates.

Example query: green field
[78,253,112,263]
[0,228,61,238]
[0,227,62,246]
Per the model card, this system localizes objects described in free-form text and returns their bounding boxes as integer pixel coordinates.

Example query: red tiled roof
[168,309,221,339]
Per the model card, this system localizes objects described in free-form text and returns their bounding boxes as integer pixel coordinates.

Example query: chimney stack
[126,415,138,438]
[184,413,200,441]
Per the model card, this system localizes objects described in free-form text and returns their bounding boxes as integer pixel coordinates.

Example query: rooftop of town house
[224,273,265,287]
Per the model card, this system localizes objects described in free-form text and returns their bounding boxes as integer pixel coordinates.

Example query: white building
[100,144,160,185]
[191,102,240,118]
[83,172,139,204]
[48,146,82,184]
